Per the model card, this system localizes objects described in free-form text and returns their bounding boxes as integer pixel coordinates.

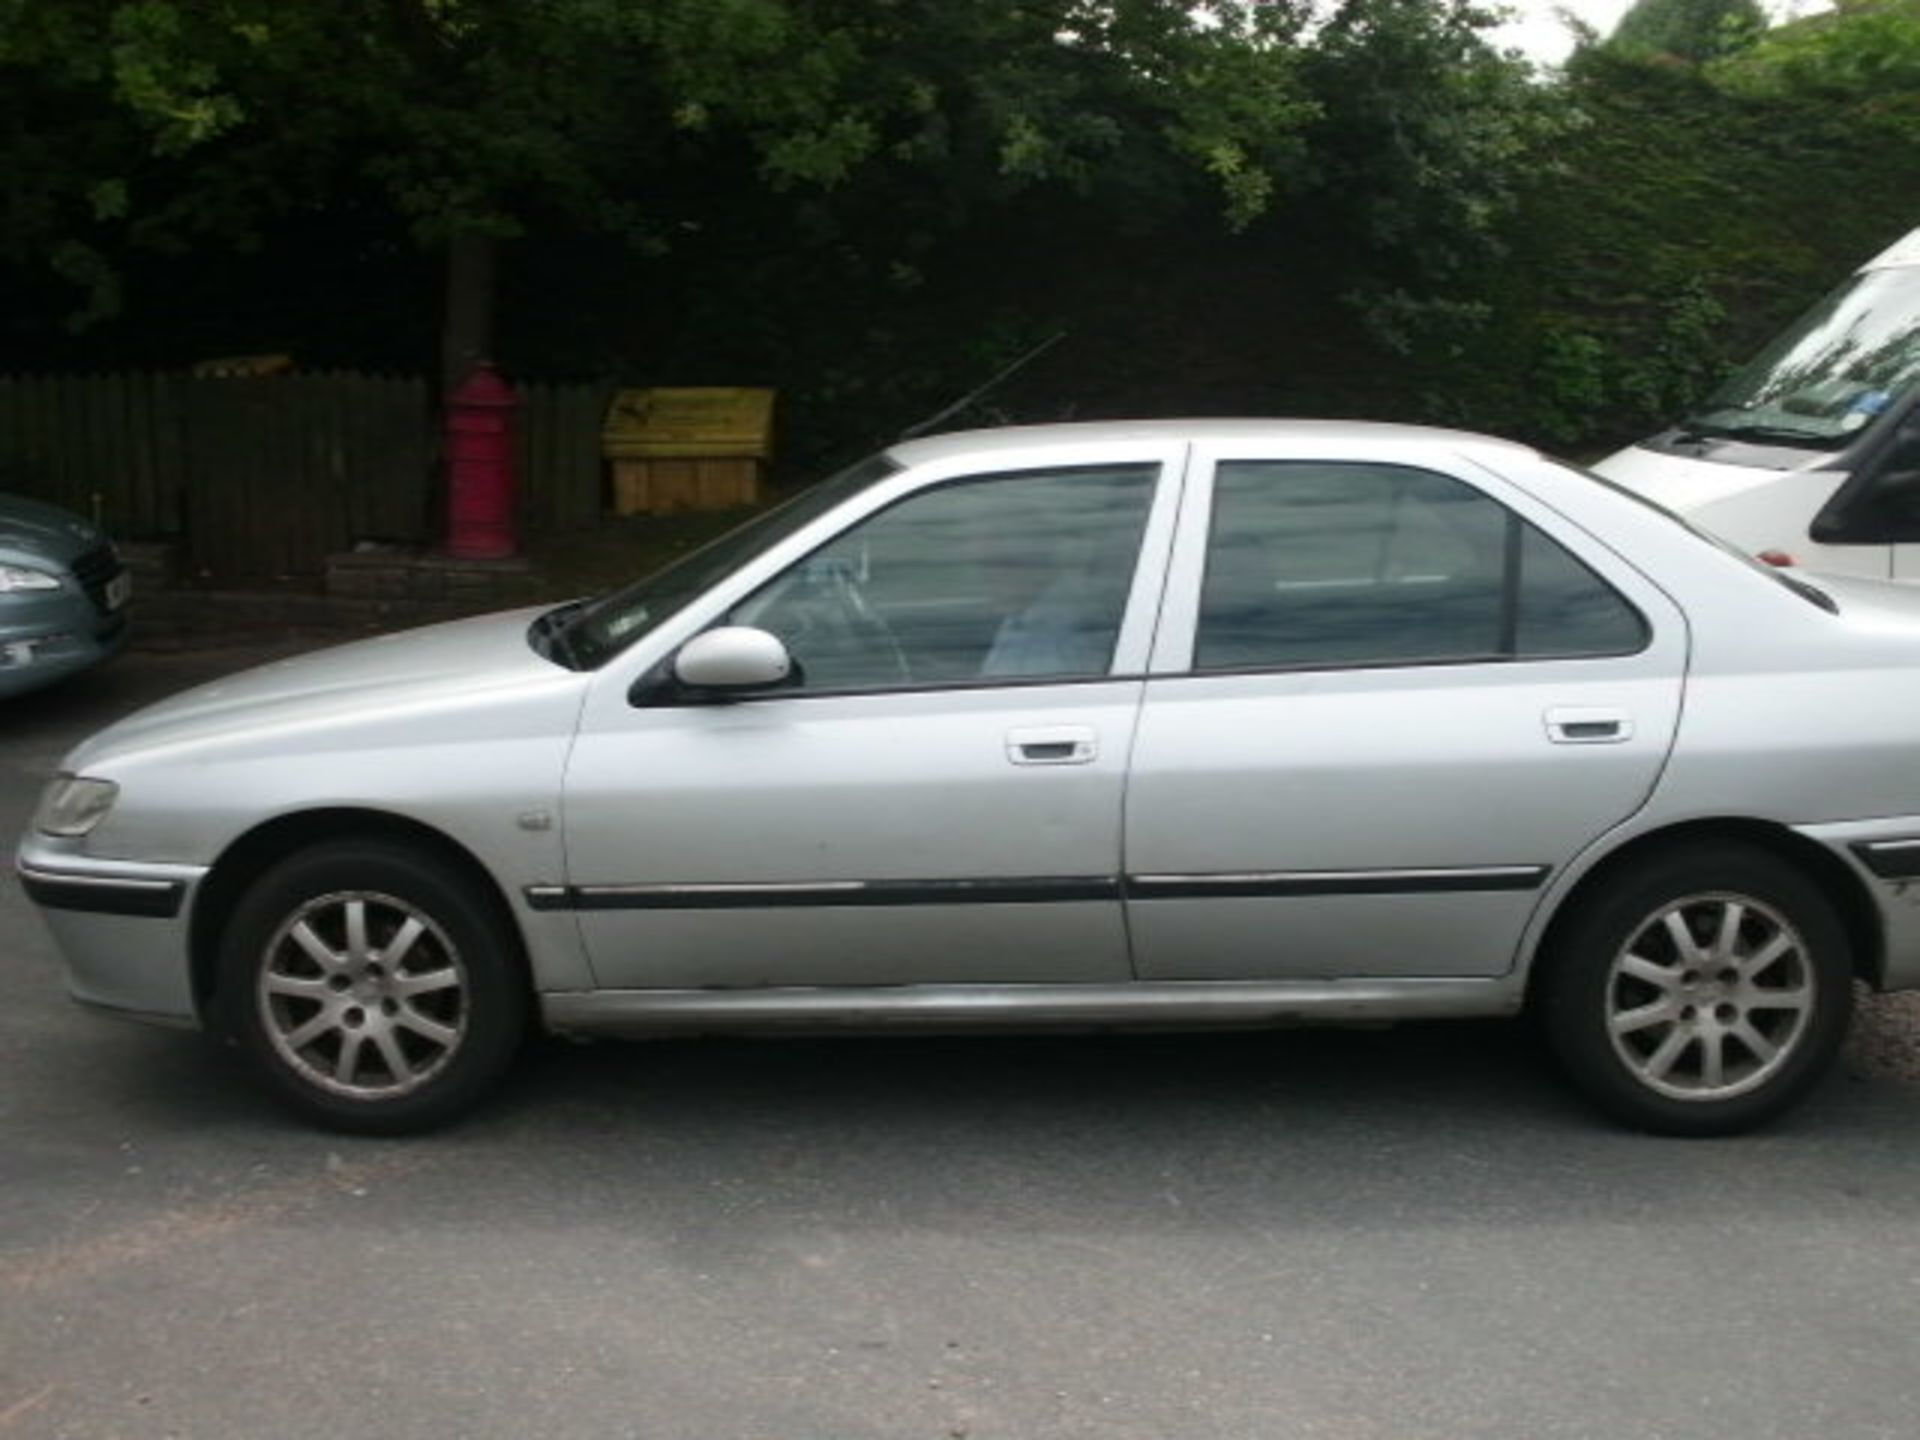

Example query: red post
[444,363,520,559]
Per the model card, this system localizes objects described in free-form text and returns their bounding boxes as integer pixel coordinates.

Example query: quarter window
[732,465,1157,691]
[1194,461,1646,672]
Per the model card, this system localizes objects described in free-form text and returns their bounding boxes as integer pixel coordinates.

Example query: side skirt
[540,977,1522,1039]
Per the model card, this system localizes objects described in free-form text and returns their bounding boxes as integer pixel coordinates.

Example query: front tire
[1537,843,1854,1136]
[217,840,528,1134]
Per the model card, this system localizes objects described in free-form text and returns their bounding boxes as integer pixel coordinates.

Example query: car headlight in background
[0,564,61,593]
[35,774,119,837]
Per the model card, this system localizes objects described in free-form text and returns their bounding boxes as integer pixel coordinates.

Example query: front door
[562,458,1176,990]
[1124,449,1688,980]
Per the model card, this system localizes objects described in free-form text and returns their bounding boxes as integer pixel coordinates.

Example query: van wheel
[218,840,527,1134]
[1537,844,1853,1136]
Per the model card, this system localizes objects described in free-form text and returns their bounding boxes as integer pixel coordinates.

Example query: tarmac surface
[5,643,1920,1440]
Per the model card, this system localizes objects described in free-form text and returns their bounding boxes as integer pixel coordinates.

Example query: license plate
[105,571,131,611]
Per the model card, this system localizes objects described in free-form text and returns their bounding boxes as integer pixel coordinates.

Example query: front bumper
[0,586,127,698]
[16,840,208,1026]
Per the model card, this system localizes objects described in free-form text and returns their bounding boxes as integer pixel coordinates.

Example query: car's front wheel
[217,840,528,1133]
[1537,843,1854,1136]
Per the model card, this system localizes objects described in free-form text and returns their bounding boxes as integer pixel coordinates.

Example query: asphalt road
[5,645,1920,1440]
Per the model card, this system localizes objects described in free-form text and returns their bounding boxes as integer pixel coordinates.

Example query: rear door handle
[1007,725,1098,766]
[1545,707,1633,744]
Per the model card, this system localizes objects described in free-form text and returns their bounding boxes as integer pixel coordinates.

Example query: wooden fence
[0,371,612,581]
[517,380,613,534]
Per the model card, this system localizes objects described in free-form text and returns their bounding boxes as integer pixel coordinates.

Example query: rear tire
[1536,843,1853,1136]
[217,839,528,1134]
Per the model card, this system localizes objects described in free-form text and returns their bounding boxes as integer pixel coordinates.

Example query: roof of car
[885,418,1540,467]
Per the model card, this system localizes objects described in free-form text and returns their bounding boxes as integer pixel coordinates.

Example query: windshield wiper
[1676,417,1835,448]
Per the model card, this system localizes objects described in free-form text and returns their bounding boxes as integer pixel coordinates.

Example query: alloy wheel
[256,889,469,1100]
[1604,890,1816,1102]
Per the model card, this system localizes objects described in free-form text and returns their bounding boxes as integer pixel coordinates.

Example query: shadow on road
[56,1003,1920,1243]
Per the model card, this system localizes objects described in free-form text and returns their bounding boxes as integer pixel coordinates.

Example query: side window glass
[1514,524,1649,657]
[1195,461,1644,672]
[732,465,1157,691]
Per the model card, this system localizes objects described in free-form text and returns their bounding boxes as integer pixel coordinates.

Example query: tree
[0,0,1319,393]
[1296,0,1570,303]
[1606,0,1766,64]
[1708,0,1920,102]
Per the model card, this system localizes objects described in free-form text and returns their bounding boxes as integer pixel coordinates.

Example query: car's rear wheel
[1537,843,1853,1136]
[218,840,527,1133]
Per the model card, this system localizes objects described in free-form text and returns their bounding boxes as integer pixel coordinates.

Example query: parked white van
[1594,227,1920,580]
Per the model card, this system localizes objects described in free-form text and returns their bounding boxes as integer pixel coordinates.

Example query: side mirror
[672,626,794,692]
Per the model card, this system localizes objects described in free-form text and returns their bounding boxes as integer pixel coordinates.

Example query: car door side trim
[16,863,189,919]
[524,864,1549,911]
[525,876,1123,911]
[1124,865,1550,900]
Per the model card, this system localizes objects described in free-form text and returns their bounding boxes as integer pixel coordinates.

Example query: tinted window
[1195,461,1644,672]
[1514,522,1650,657]
[733,465,1156,690]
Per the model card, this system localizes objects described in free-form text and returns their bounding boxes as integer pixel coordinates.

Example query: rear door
[1123,441,1688,981]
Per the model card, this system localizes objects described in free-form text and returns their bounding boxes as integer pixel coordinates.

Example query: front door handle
[1545,707,1634,745]
[1007,725,1098,766]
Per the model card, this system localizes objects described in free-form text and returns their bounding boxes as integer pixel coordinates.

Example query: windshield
[1685,265,1920,448]
[554,453,901,669]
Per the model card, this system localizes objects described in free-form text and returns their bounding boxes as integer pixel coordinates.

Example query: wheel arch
[1527,817,1885,997]
[189,807,532,1024]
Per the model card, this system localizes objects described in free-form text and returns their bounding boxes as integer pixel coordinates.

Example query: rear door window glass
[1195,461,1645,672]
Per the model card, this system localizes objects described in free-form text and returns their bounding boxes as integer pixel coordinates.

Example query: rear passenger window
[1195,461,1646,672]
[1513,521,1650,658]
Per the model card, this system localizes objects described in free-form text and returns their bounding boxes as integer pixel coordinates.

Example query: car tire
[1537,843,1853,1136]
[217,839,528,1134]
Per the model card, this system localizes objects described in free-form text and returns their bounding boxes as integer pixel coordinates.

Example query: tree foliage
[0,0,1320,329]
[1606,0,1765,64]
[4,0,1920,464]
[1369,39,1920,445]
[1709,0,1920,104]
[1298,0,1569,287]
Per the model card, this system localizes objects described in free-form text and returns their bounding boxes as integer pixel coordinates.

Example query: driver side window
[731,464,1158,691]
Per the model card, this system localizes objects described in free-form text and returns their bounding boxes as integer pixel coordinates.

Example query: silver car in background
[18,421,1920,1134]
[0,492,129,697]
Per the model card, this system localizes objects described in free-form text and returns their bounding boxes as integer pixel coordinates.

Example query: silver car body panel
[15,852,206,1019]
[563,679,1144,988]
[560,437,1186,991]
[1789,815,1920,989]
[541,976,1519,1038]
[1124,438,1685,979]
[45,606,603,1003]
[22,420,1920,1031]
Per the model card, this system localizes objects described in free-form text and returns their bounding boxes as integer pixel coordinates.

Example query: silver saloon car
[18,421,1920,1134]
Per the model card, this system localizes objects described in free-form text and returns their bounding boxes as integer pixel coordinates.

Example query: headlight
[34,774,119,837]
[0,564,61,593]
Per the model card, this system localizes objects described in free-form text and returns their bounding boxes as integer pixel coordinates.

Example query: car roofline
[884,418,1542,469]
